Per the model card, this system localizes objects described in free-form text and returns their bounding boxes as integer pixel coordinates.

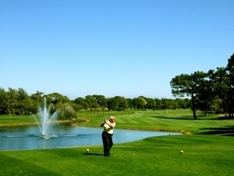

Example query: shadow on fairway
[198,125,234,136]
[217,116,234,120]
[151,115,194,120]
[151,115,205,120]
[151,115,230,120]
[83,153,104,156]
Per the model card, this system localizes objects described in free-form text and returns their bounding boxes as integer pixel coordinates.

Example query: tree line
[170,53,234,119]
[0,88,190,119]
[1,53,233,120]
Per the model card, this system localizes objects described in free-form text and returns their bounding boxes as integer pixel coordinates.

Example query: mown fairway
[77,109,234,134]
[0,109,234,176]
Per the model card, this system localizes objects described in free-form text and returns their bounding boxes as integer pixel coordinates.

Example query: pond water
[0,125,181,151]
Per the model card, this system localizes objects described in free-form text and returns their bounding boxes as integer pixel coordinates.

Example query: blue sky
[1,0,233,100]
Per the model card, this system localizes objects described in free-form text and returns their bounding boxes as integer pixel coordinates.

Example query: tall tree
[207,67,230,116]
[226,53,234,117]
[170,71,207,119]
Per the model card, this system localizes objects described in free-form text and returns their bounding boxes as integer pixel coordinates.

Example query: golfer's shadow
[83,152,104,156]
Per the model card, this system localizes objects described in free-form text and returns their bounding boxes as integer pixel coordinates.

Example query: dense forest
[0,53,233,120]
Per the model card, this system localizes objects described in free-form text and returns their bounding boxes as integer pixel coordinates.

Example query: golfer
[100,116,116,157]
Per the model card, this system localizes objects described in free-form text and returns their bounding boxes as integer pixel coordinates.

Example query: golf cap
[110,116,115,119]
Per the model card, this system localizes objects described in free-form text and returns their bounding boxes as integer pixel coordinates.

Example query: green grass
[0,109,234,176]
[0,115,35,126]
[77,109,233,134]
[0,135,233,176]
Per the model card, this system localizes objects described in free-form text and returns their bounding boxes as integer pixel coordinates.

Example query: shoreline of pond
[0,121,190,135]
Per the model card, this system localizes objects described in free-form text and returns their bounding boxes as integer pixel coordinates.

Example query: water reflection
[0,125,180,151]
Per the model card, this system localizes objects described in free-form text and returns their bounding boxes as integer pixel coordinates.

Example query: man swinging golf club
[100,116,116,157]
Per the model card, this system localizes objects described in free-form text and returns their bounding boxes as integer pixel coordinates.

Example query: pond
[0,125,181,151]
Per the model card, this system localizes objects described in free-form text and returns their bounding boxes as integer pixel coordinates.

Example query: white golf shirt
[103,120,116,134]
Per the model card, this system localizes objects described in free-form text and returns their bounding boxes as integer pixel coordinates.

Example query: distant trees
[0,88,35,115]
[1,53,233,119]
[170,53,234,119]
[0,89,76,120]
[73,95,190,111]
[0,88,190,116]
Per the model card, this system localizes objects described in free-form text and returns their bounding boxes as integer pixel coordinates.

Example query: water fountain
[31,97,60,139]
